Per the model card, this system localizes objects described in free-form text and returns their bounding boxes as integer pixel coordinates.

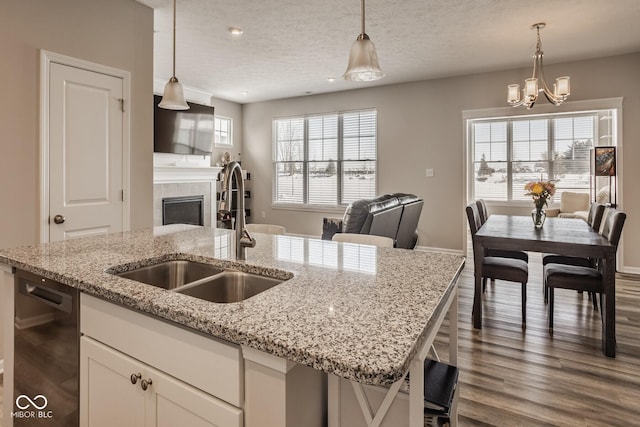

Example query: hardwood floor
[434,252,640,426]
[0,254,638,426]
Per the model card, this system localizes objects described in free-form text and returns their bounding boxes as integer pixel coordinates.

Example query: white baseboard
[619,265,640,276]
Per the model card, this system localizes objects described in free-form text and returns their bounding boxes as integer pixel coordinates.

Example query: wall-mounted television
[153,94,215,155]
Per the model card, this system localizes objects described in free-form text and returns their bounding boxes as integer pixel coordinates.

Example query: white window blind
[273,110,377,207]
[470,110,614,203]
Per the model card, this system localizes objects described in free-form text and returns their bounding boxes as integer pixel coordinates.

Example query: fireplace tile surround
[153,163,222,228]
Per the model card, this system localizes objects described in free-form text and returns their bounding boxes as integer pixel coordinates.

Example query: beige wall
[0,0,154,252]
[210,95,243,165]
[0,0,154,362]
[243,53,640,272]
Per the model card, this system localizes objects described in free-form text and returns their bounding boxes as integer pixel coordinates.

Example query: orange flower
[524,180,555,210]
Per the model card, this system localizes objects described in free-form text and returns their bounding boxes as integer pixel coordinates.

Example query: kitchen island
[1,225,465,427]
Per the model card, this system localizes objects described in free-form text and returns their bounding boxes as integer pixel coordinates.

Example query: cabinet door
[149,368,243,427]
[80,337,147,427]
[81,335,243,427]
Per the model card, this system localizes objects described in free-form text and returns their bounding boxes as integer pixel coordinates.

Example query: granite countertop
[0,225,465,386]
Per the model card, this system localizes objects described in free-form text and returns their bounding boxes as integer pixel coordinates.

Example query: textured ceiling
[138,0,640,104]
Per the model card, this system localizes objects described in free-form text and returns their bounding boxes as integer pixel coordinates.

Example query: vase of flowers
[524,180,556,228]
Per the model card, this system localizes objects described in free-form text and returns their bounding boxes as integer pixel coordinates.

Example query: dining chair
[245,223,286,235]
[475,199,528,292]
[544,209,626,334]
[542,202,606,306]
[466,203,529,329]
[332,233,394,248]
[476,199,489,224]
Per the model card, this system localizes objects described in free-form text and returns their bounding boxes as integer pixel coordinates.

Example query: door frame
[39,50,131,243]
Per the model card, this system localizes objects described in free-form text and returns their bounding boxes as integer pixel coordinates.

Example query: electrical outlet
[426,168,434,177]
[261,211,266,219]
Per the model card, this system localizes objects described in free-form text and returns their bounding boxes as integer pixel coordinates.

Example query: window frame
[463,98,623,208]
[213,115,233,148]
[271,109,377,211]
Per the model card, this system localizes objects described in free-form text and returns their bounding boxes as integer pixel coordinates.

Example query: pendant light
[343,0,384,82]
[159,0,189,110]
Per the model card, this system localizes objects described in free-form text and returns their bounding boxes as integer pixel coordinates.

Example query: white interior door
[48,62,124,241]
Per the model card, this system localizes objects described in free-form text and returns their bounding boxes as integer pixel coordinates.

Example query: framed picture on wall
[594,146,616,177]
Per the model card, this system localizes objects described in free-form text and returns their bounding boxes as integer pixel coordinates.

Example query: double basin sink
[111,260,286,303]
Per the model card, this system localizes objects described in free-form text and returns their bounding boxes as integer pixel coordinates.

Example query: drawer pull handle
[130,373,142,385]
[141,378,153,391]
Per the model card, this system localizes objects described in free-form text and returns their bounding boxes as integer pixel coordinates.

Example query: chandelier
[507,23,570,109]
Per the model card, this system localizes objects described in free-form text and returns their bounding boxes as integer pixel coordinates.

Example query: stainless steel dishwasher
[14,269,79,427]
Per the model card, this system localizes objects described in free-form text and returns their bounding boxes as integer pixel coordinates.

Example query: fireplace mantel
[153,165,222,184]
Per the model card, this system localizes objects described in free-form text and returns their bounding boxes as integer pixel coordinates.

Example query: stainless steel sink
[114,260,223,290]
[110,259,286,302]
[175,271,284,303]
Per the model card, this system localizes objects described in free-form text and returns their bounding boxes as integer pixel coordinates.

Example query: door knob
[53,214,65,224]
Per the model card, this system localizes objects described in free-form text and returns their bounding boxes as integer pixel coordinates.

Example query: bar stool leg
[548,288,554,334]
[521,282,526,330]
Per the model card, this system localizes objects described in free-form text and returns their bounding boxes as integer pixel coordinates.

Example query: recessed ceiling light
[327,77,336,83]
[228,27,243,36]
[240,91,248,95]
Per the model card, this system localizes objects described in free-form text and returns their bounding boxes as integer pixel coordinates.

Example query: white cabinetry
[81,337,240,427]
[80,294,242,427]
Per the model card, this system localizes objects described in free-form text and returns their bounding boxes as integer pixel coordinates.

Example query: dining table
[473,214,617,357]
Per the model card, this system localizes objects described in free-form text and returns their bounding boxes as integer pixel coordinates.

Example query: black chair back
[601,209,626,247]
[587,203,606,231]
[466,203,484,260]
[475,199,488,225]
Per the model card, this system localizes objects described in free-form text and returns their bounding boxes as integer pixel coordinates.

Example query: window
[214,116,232,147]
[468,108,617,203]
[273,110,376,207]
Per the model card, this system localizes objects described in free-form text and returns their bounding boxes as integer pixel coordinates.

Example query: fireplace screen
[162,195,204,226]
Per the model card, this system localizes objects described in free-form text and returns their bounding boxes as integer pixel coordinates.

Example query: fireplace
[162,195,204,226]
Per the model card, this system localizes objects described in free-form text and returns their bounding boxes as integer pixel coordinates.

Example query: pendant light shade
[343,0,384,82]
[159,77,188,110]
[159,0,189,110]
[344,34,384,81]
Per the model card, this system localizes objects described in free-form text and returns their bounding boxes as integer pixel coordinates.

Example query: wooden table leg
[602,252,616,357]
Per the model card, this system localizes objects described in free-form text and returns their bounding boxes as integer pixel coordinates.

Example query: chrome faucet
[219,161,256,260]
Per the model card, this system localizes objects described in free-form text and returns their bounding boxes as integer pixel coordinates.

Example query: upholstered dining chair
[476,199,529,292]
[245,223,286,235]
[544,209,626,334]
[541,202,606,306]
[332,233,394,248]
[466,203,529,329]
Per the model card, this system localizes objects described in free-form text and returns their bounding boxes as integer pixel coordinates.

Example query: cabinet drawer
[81,294,242,407]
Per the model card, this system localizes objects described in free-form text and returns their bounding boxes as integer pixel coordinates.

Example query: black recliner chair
[322,193,424,249]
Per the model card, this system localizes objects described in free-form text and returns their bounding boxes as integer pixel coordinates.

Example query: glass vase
[531,208,546,229]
